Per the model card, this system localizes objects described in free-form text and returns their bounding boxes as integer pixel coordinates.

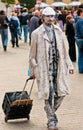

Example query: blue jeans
[17,28,21,37]
[17,26,22,37]
[76,39,83,73]
[10,29,18,46]
[76,39,83,51]
[0,29,8,46]
[22,25,28,43]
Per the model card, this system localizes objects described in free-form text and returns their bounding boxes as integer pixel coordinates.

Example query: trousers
[44,96,64,127]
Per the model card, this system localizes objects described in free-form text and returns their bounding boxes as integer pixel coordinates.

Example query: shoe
[48,126,58,130]
[19,37,22,40]
[12,45,14,48]
[3,45,7,51]
[12,43,15,48]
[16,45,19,47]
[47,121,58,130]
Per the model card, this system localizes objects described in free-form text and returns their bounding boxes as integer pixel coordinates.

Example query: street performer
[29,7,74,130]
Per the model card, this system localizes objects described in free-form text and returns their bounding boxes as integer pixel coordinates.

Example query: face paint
[43,15,55,26]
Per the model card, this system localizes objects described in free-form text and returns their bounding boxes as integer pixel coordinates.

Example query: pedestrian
[65,15,76,62]
[17,10,22,40]
[29,10,41,44]
[0,10,9,51]
[20,7,29,43]
[75,8,83,73]
[29,7,74,130]
[9,11,20,48]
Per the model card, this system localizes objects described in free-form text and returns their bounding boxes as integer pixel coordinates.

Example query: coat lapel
[43,33,50,42]
[40,24,50,42]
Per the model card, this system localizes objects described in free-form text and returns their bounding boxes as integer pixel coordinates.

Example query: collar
[43,24,54,32]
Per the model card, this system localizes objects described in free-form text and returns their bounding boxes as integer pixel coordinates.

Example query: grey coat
[29,24,73,100]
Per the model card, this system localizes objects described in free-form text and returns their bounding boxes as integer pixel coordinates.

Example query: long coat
[29,24,73,100]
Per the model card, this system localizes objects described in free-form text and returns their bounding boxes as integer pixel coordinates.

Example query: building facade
[42,0,83,4]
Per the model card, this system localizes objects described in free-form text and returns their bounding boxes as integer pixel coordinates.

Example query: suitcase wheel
[5,117,8,123]
[27,115,30,120]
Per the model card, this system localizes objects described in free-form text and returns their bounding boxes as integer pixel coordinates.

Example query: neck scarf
[48,26,59,107]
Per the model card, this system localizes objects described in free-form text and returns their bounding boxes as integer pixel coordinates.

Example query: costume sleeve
[29,31,38,76]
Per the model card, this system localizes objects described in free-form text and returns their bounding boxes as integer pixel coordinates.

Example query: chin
[46,23,52,26]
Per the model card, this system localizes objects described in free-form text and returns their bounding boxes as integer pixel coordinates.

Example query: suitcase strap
[12,99,33,106]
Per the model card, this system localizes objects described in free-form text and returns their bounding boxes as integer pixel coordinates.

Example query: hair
[66,15,72,22]
[23,7,28,12]
[34,10,41,17]
[0,10,5,15]
[77,8,83,16]
[11,11,17,16]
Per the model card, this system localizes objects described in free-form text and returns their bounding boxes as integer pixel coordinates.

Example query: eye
[46,15,54,18]
[50,15,54,17]
[46,15,50,18]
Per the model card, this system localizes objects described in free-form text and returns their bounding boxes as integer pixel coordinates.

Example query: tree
[18,0,36,10]
[1,0,15,4]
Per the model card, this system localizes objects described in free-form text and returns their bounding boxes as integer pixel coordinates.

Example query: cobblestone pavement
[0,8,83,129]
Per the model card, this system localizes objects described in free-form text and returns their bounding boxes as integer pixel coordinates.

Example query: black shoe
[3,46,7,51]
[19,37,22,40]
[16,45,19,47]
[12,43,15,48]
[12,45,14,48]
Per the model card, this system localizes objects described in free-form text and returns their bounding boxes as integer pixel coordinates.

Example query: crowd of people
[0,5,83,72]
[29,6,83,130]
[0,4,83,130]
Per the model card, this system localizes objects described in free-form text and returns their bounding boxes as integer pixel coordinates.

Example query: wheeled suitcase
[2,77,34,122]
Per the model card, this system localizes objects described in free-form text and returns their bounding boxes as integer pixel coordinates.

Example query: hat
[42,7,55,16]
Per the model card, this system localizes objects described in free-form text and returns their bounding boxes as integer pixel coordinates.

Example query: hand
[69,69,74,74]
[29,75,35,79]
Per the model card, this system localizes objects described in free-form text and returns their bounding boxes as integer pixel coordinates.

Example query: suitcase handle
[19,78,35,100]
[25,78,35,97]
[26,76,35,81]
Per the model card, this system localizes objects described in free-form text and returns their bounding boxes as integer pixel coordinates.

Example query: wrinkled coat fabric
[29,24,73,100]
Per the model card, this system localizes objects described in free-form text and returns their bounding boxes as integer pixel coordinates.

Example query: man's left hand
[69,69,74,74]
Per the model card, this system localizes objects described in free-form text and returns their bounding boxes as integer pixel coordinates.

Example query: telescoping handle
[22,77,35,98]
[15,77,35,106]
[19,77,35,101]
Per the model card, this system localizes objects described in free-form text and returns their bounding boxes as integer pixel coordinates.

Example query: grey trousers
[44,96,64,127]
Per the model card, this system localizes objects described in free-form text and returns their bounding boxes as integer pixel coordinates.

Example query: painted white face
[43,15,55,26]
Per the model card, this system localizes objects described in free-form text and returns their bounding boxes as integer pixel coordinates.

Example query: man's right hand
[29,75,35,79]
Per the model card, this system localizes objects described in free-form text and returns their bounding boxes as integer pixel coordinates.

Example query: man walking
[29,10,41,44]
[75,8,83,73]
[0,10,9,51]
[29,7,74,130]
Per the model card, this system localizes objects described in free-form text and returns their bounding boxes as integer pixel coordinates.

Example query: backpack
[0,15,8,29]
[9,19,18,30]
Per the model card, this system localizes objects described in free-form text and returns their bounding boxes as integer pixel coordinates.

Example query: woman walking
[9,11,20,48]
[65,15,76,62]
[0,10,9,51]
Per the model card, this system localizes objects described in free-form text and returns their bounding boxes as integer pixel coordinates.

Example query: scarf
[48,26,59,107]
